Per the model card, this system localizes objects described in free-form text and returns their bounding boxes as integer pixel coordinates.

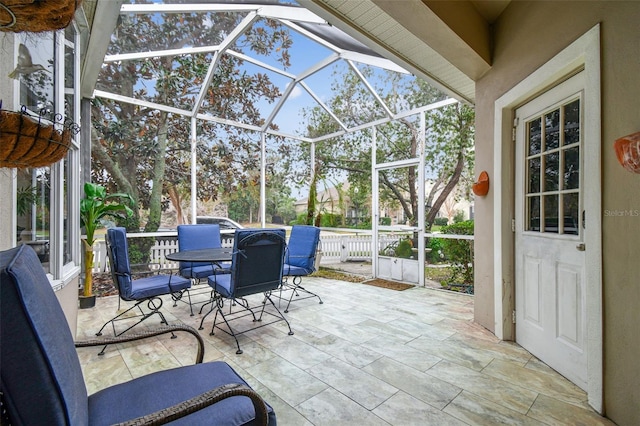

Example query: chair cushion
[128,274,191,300]
[182,263,231,279]
[1,245,89,425]
[283,263,313,277]
[88,361,275,426]
[208,273,233,298]
[177,224,224,274]
[285,226,320,271]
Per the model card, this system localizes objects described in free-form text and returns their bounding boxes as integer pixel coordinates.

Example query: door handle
[576,243,585,251]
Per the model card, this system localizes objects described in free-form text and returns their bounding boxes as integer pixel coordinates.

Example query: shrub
[426,237,445,263]
[380,216,391,226]
[394,238,414,258]
[319,212,344,227]
[440,220,474,285]
[433,217,449,226]
[453,210,466,223]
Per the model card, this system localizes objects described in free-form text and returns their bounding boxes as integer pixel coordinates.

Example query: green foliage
[433,217,449,226]
[16,186,38,217]
[440,220,474,285]
[354,217,372,229]
[92,13,293,233]
[80,182,134,247]
[453,210,465,223]
[319,212,344,227]
[380,217,391,226]
[394,238,414,258]
[426,237,446,263]
[288,69,475,234]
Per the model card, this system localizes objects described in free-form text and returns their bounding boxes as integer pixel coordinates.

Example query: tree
[287,67,474,231]
[91,11,292,259]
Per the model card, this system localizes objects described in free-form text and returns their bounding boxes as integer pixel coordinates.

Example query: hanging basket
[0,105,78,169]
[0,0,81,33]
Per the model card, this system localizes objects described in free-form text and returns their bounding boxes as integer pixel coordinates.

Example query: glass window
[525,97,581,235]
[13,26,80,277]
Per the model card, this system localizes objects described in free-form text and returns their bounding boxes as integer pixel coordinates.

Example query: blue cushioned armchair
[95,227,191,341]
[177,224,231,315]
[177,224,231,280]
[200,228,294,354]
[0,244,275,425]
[279,225,322,313]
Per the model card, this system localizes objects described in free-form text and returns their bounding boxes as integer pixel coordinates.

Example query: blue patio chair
[279,225,323,313]
[177,224,231,315]
[96,227,191,343]
[177,224,231,279]
[199,228,294,354]
[0,244,275,425]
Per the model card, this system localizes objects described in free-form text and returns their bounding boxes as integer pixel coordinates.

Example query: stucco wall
[475,2,640,424]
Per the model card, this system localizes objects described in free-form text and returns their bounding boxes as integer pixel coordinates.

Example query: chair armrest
[112,383,268,426]
[75,324,204,364]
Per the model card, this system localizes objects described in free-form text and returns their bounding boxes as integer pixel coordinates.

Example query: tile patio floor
[76,277,614,425]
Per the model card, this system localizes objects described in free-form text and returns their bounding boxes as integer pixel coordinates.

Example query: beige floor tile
[245,357,328,407]
[444,391,545,425]
[408,335,496,371]
[362,356,461,409]
[482,359,589,409]
[308,357,398,410]
[428,360,538,414]
[296,388,390,426]
[527,394,617,425]
[373,391,467,426]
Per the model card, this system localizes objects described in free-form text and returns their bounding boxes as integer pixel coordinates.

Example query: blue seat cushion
[127,274,191,300]
[182,263,231,279]
[208,274,233,298]
[283,263,312,277]
[88,361,275,426]
[1,245,89,425]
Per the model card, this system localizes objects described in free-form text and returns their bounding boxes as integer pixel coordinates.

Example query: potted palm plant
[79,182,133,309]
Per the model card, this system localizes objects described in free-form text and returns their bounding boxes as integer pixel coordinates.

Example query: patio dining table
[165,247,233,264]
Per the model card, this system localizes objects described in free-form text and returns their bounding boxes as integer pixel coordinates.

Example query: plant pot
[78,294,96,309]
[0,106,77,169]
[0,0,81,33]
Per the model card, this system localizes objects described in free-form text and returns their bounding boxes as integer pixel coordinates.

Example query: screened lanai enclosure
[88,1,474,286]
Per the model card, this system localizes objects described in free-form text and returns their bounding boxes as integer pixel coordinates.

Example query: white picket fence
[88,230,406,273]
[88,229,474,274]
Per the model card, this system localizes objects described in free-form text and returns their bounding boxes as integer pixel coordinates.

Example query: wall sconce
[472,171,490,196]
[614,131,640,174]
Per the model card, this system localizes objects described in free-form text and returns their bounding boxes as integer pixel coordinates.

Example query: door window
[525,98,581,235]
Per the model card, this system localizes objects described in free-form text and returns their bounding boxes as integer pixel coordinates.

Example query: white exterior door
[515,73,587,390]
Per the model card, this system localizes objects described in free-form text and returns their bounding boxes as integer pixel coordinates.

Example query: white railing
[87,229,472,273]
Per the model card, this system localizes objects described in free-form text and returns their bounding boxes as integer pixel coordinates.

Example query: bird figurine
[8,44,49,79]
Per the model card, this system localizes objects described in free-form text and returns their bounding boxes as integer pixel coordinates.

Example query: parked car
[196,216,245,231]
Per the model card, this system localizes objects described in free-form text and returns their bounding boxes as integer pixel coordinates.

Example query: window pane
[544,152,559,192]
[564,99,580,145]
[545,109,560,151]
[527,196,540,231]
[17,35,54,113]
[63,156,72,264]
[564,146,580,190]
[17,168,51,272]
[544,194,559,233]
[563,193,579,235]
[528,118,541,155]
[528,157,541,193]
